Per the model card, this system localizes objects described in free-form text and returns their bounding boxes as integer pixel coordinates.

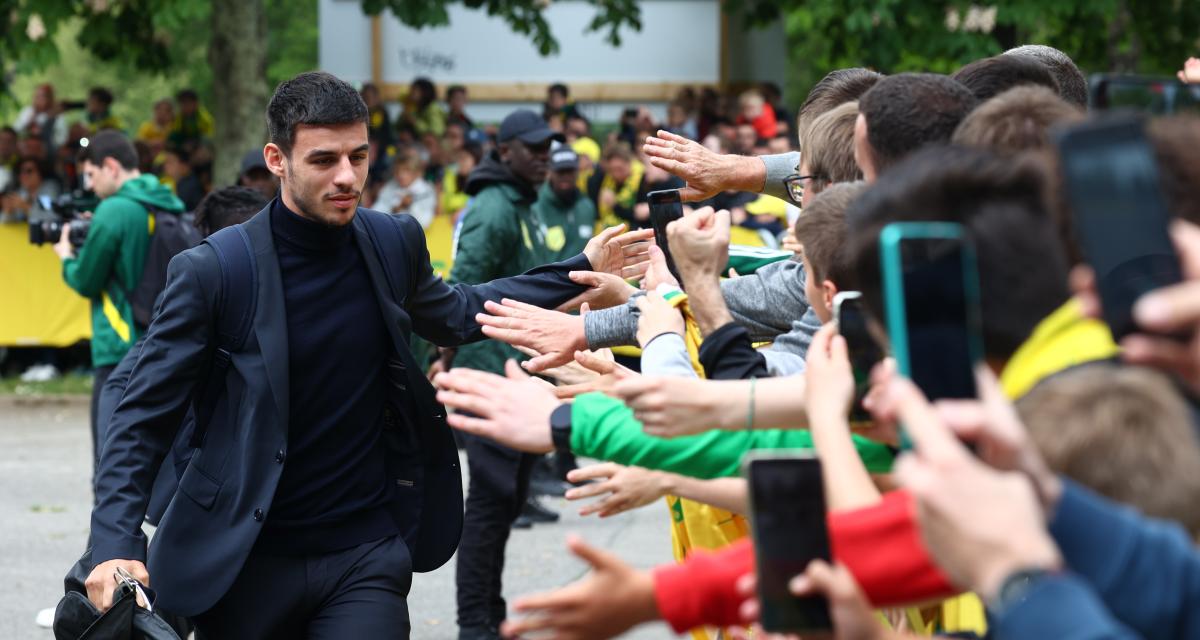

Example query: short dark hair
[266,71,368,156]
[88,87,114,107]
[447,84,467,99]
[192,186,269,237]
[797,68,884,149]
[549,83,569,98]
[1004,45,1088,109]
[952,55,1060,103]
[848,145,1070,360]
[953,86,1084,154]
[858,73,978,175]
[163,145,190,164]
[0,125,16,139]
[176,88,199,102]
[81,130,139,171]
[794,182,866,288]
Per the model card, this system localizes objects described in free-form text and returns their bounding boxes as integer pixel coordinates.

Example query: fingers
[574,350,615,375]
[1121,334,1197,375]
[592,224,627,247]
[676,185,708,202]
[565,534,619,570]
[513,344,542,359]
[789,558,834,597]
[1068,265,1102,321]
[445,412,499,438]
[568,270,603,287]
[434,368,506,397]
[653,129,693,146]
[566,462,622,484]
[505,359,531,381]
[887,377,970,463]
[1133,282,1200,333]
[523,351,572,374]
[622,261,652,280]
[712,208,732,240]
[435,389,497,418]
[614,227,657,247]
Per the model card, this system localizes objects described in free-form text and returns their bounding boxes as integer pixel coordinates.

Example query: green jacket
[532,182,597,259]
[62,174,184,367]
[569,392,895,478]
[449,153,554,374]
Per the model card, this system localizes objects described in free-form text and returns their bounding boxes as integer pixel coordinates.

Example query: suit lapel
[242,208,290,429]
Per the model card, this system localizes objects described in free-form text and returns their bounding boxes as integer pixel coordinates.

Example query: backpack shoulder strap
[190,224,256,448]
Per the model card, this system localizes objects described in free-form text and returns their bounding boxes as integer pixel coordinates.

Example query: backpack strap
[191,224,257,448]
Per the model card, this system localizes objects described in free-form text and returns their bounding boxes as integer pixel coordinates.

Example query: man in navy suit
[84,71,649,639]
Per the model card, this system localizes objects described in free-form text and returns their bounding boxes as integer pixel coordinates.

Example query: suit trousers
[192,534,412,640]
[90,365,115,495]
[455,432,539,631]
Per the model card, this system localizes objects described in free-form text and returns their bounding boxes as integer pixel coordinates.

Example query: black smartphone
[647,188,685,286]
[744,452,832,634]
[1090,74,1200,115]
[833,292,884,425]
[879,222,984,405]
[1055,115,1185,341]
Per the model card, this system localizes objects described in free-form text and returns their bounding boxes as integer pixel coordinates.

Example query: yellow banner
[0,223,92,347]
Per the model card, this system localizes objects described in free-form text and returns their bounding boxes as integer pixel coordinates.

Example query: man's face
[501,138,551,187]
[266,122,369,227]
[547,91,566,110]
[449,91,467,111]
[18,161,41,191]
[179,98,198,117]
[854,113,877,183]
[549,167,578,199]
[606,157,631,184]
[86,96,103,115]
[83,159,122,199]
[162,152,188,180]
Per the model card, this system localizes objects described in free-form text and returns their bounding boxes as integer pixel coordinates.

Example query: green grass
[0,372,92,396]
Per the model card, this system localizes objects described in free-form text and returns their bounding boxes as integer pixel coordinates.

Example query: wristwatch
[988,567,1056,615]
[550,403,573,453]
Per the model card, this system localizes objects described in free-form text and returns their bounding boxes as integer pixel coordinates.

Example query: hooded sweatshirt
[62,173,185,367]
[449,151,554,374]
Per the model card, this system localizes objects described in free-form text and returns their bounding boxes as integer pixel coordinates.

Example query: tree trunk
[209,0,268,188]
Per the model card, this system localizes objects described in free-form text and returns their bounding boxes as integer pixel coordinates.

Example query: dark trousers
[192,535,412,640]
[455,433,539,630]
[90,365,115,485]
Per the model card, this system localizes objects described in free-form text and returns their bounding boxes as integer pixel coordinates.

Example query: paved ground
[0,398,677,639]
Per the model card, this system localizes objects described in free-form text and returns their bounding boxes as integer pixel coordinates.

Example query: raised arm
[642,130,799,203]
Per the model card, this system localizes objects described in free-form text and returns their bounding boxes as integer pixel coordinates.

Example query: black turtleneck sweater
[256,200,398,555]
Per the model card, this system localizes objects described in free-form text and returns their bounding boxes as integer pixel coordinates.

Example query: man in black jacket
[85,71,649,639]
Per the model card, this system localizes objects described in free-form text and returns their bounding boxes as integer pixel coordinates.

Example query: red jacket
[652,490,954,633]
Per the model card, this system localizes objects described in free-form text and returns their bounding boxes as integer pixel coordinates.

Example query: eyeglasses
[782,173,819,205]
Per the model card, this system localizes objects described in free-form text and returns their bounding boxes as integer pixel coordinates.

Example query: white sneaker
[35,607,54,628]
[19,364,59,383]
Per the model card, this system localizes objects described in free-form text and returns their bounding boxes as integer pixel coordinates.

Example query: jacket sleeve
[720,259,809,342]
[399,213,591,346]
[989,573,1140,639]
[91,249,215,565]
[62,200,129,299]
[584,297,641,349]
[653,492,958,633]
[1048,479,1200,640]
[698,323,771,380]
[759,152,801,202]
[762,308,822,368]
[568,392,894,477]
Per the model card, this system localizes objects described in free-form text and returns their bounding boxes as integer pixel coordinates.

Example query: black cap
[549,141,579,171]
[498,109,564,145]
[240,149,268,175]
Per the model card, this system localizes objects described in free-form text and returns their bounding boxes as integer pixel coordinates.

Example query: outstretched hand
[565,462,668,517]
[476,298,589,373]
[582,224,655,280]
[642,130,765,202]
[434,360,559,453]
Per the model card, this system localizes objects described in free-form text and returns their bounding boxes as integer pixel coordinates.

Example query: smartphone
[744,452,832,634]
[834,292,884,425]
[647,188,685,286]
[1055,116,1185,341]
[879,222,983,406]
[1090,74,1200,115]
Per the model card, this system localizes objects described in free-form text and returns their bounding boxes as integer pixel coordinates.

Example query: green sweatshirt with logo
[62,174,184,367]
[568,392,895,478]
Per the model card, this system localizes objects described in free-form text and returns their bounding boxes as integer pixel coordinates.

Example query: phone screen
[1092,76,1200,115]
[747,455,832,634]
[1057,118,1183,340]
[836,295,884,424]
[647,189,685,286]
[896,236,979,401]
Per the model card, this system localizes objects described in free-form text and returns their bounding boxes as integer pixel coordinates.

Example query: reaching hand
[558,271,639,312]
[634,290,685,348]
[501,536,660,640]
[782,227,803,256]
[1179,57,1200,84]
[513,343,612,387]
[553,349,639,399]
[667,206,731,283]
[642,130,766,202]
[642,244,680,291]
[804,324,855,424]
[475,299,588,373]
[434,360,559,453]
[788,561,894,640]
[582,224,655,280]
[888,378,1062,603]
[610,376,737,438]
[565,462,669,517]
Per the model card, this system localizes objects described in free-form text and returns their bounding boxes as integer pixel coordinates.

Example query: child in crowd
[375,148,436,228]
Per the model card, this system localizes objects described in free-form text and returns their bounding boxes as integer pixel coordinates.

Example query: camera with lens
[28,190,99,247]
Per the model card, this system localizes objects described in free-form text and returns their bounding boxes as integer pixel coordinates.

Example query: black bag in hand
[53,549,182,640]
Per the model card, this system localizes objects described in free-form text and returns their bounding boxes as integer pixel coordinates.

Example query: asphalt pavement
[0,397,677,639]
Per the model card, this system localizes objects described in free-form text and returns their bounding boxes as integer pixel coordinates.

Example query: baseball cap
[240,149,268,176]
[498,110,564,145]
[549,141,579,171]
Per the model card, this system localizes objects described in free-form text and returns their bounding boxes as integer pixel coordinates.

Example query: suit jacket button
[253,508,264,522]
[274,450,286,464]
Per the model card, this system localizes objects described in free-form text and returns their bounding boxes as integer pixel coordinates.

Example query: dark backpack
[123,208,202,329]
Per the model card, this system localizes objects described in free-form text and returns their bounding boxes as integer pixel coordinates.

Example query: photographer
[53,130,184,475]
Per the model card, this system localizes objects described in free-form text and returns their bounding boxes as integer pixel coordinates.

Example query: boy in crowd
[375,148,436,228]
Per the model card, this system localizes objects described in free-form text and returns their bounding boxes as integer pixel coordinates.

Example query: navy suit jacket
[90,205,591,616]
